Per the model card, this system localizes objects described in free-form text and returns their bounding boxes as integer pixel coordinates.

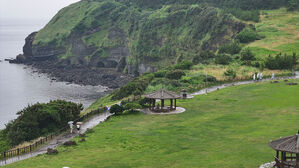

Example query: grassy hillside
[5,79,299,168]
[248,8,299,59]
[30,0,248,73]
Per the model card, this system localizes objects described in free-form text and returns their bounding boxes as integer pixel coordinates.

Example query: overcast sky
[0,0,80,20]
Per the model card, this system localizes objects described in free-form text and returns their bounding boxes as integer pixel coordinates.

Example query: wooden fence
[0,108,105,161]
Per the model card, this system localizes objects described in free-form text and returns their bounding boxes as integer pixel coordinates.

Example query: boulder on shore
[63,141,77,146]
[47,148,58,155]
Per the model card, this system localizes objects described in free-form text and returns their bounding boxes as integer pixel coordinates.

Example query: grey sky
[0,0,80,20]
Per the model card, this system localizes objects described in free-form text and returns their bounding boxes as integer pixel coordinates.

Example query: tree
[241,48,256,64]
[215,54,233,65]
[109,104,124,115]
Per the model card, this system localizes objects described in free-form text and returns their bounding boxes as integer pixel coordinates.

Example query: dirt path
[0,112,112,166]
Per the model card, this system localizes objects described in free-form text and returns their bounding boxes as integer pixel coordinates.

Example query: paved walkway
[0,112,112,166]
[140,107,186,115]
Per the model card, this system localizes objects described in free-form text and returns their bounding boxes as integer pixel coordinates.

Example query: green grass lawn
[4,79,299,168]
[248,8,299,59]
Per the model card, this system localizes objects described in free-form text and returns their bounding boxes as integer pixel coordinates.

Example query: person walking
[253,73,256,81]
[260,73,263,80]
[257,73,260,81]
[271,73,275,80]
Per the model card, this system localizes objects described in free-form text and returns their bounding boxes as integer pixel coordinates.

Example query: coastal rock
[63,141,77,146]
[47,148,58,155]
[79,138,86,142]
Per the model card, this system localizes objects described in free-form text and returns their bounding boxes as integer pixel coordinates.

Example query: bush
[123,109,140,115]
[138,97,151,107]
[225,8,260,22]
[287,0,299,11]
[265,53,297,70]
[224,68,237,79]
[215,54,233,65]
[110,104,124,115]
[124,103,142,110]
[173,60,193,70]
[165,70,186,80]
[204,75,217,82]
[4,100,82,146]
[154,70,168,77]
[193,50,215,64]
[241,48,256,64]
[111,73,154,100]
[218,41,242,55]
[237,27,262,43]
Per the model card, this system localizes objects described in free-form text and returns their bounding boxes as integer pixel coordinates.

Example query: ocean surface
[0,19,107,129]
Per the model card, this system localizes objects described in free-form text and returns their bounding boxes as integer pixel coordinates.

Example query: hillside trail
[0,72,298,166]
[0,112,113,166]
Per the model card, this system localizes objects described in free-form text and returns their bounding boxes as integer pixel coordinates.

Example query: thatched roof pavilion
[269,131,299,168]
[144,89,181,112]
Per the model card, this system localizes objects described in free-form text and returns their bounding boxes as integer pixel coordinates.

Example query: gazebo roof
[144,89,181,99]
[269,132,299,153]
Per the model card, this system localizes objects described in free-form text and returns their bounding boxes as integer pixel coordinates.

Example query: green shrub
[265,53,297,70]
[204,75,217,82]
[123,109,140,115]
[215,54,233,65]
[237,27,262,43]
[241,48,256,65]
[111,73,154,100]
[124,103,142,110]
[225,8,260,22]
[4,100,82,146]
[154,70,168,78]
[224,68,237,79]
[0,130,9,153]
[110,104,124,115]
[193,50,216,64]
[218,41,242,55]
[165,70,186,80]
[287,0,299,11]
[173,60,193,70]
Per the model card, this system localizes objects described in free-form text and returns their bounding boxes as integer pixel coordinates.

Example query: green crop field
[248,8,299,59]
[4,79,299,168]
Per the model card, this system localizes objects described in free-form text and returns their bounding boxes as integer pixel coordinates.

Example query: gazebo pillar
[175,99,177,110]
[152,99,156,110]
[170,99,173,110]
[282,152,286,162]
[161,99,165,108]
[296,154,299,165]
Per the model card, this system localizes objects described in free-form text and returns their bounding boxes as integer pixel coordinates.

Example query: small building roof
[144,89,181,100]
[269,132,299,153]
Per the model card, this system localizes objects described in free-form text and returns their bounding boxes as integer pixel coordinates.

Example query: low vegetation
[3,100,83,146]
[5,79,299,168]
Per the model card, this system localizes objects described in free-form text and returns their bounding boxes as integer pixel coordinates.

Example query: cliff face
[21,0,245,77]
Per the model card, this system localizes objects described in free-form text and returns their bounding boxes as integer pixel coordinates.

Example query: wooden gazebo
[144,89,181,112]
[269,131,299,168]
